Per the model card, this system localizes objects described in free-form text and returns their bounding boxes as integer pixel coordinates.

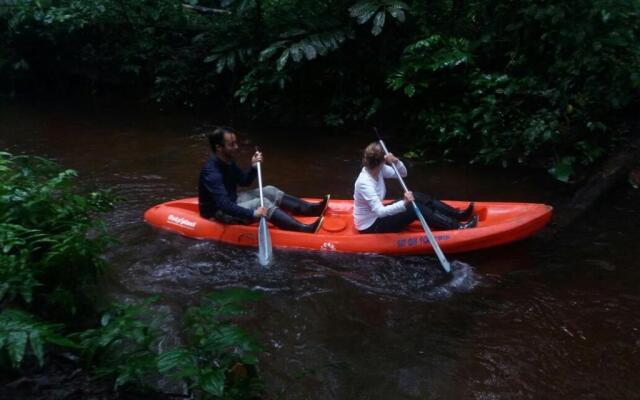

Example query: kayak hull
[144,197,552,255]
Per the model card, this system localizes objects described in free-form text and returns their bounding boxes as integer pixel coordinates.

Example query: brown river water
[2,99,640,399]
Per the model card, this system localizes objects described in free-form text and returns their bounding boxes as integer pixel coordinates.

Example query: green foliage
[72,290,263,397]
[1,0,194,100]
[382,0,640,177]
[386,35,471,98]
[0,151,114,373]
[258,28,352,71]
[548,156,576,183]
[0,152,114,316]
[349,0,409,36]
[158,288,263,399]
[1,0,639,178]
[0,309,75,369]
[0,151,264,394]
[74,298,162,389]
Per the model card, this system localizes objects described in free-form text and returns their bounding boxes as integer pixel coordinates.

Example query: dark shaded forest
[2,0,639,181]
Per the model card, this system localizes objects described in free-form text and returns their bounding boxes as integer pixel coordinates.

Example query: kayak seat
[321,217,347,233]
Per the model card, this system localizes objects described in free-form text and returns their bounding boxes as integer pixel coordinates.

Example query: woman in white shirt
[353,142,477,233]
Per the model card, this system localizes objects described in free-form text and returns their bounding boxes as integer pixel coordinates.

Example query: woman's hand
[384,153,398,165]
[403,191,415,205]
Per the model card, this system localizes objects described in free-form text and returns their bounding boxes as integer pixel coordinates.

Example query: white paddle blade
[258,217,273,266]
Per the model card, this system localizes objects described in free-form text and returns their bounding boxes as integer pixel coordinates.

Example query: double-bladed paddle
[255,150,273,266]
[374,128,451,274]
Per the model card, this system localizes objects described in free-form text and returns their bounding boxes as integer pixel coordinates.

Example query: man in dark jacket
[198,126,329,233]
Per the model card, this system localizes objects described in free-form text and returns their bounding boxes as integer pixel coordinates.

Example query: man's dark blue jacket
[198,155,257,220]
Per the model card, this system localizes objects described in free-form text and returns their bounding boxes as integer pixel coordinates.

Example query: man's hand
[251,151,263,167]
[384,153,398,165]
[403,191,415,205]
[254,206,268,218]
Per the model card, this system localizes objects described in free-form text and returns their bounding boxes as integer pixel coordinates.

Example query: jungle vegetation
[0,152,263,398]
[1,0,639,181]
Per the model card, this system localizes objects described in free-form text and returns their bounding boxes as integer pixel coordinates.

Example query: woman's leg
[414,192,474,221]
[361,209,418,233]
[415,202,463,230]
[362,203,463,233]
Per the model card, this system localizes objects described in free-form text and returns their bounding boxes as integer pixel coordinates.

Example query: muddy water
[2,99,640,399]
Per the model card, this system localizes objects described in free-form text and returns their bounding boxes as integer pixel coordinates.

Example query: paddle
[374,128,452,274]
[255,149,273,266]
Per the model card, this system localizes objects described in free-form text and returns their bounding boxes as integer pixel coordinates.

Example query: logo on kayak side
[321,242,336,251]
[397,234,450,248]
[167,214,197,230]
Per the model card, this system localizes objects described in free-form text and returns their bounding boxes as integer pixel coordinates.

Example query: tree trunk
[552,120,640,230]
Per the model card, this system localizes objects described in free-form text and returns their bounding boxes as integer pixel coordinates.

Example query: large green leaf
[548,157,575,182]
[198,369,226,396]
[7,331,28,367]
[157,347,197,375]
[371,10,386,36]
[301,40,317,60]
[349,1,380,24]
[29,331,44,366]
[0,309,72,368]
[276,48,290,70]
[387,2,408,22]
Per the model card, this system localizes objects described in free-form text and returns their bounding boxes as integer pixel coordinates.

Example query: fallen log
[552,120,640,230]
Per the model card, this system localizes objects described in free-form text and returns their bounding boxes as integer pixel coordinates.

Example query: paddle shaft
[255,157,272,266]
[257,161,265,208]
[377,139,451,273]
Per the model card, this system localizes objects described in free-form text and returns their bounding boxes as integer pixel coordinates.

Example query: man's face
[218,132,239,159]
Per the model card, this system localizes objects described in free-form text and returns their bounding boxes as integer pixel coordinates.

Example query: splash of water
[294,253,482,302]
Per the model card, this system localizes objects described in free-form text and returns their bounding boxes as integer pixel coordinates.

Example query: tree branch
[182,4,231,15]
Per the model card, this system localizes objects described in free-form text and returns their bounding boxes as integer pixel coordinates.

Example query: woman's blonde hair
[362,142,385,169]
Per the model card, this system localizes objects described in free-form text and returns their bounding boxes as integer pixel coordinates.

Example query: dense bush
[387,1,640,180]
[0,153,264,398]
[157,289,263,398]
[0,151,111,371]
[0,152,113,317]
[1,1,639,179]
[0,309,75,369]
[76,290,263,398]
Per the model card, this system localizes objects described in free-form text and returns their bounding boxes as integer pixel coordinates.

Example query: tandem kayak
[144,197,552,255]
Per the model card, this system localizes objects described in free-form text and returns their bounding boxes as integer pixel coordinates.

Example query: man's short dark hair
[207,126,238,153]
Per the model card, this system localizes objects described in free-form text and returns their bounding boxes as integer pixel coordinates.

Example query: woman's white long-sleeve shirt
[353,161,408,231]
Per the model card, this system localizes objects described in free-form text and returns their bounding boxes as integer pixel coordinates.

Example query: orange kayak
[144,197,552,255]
